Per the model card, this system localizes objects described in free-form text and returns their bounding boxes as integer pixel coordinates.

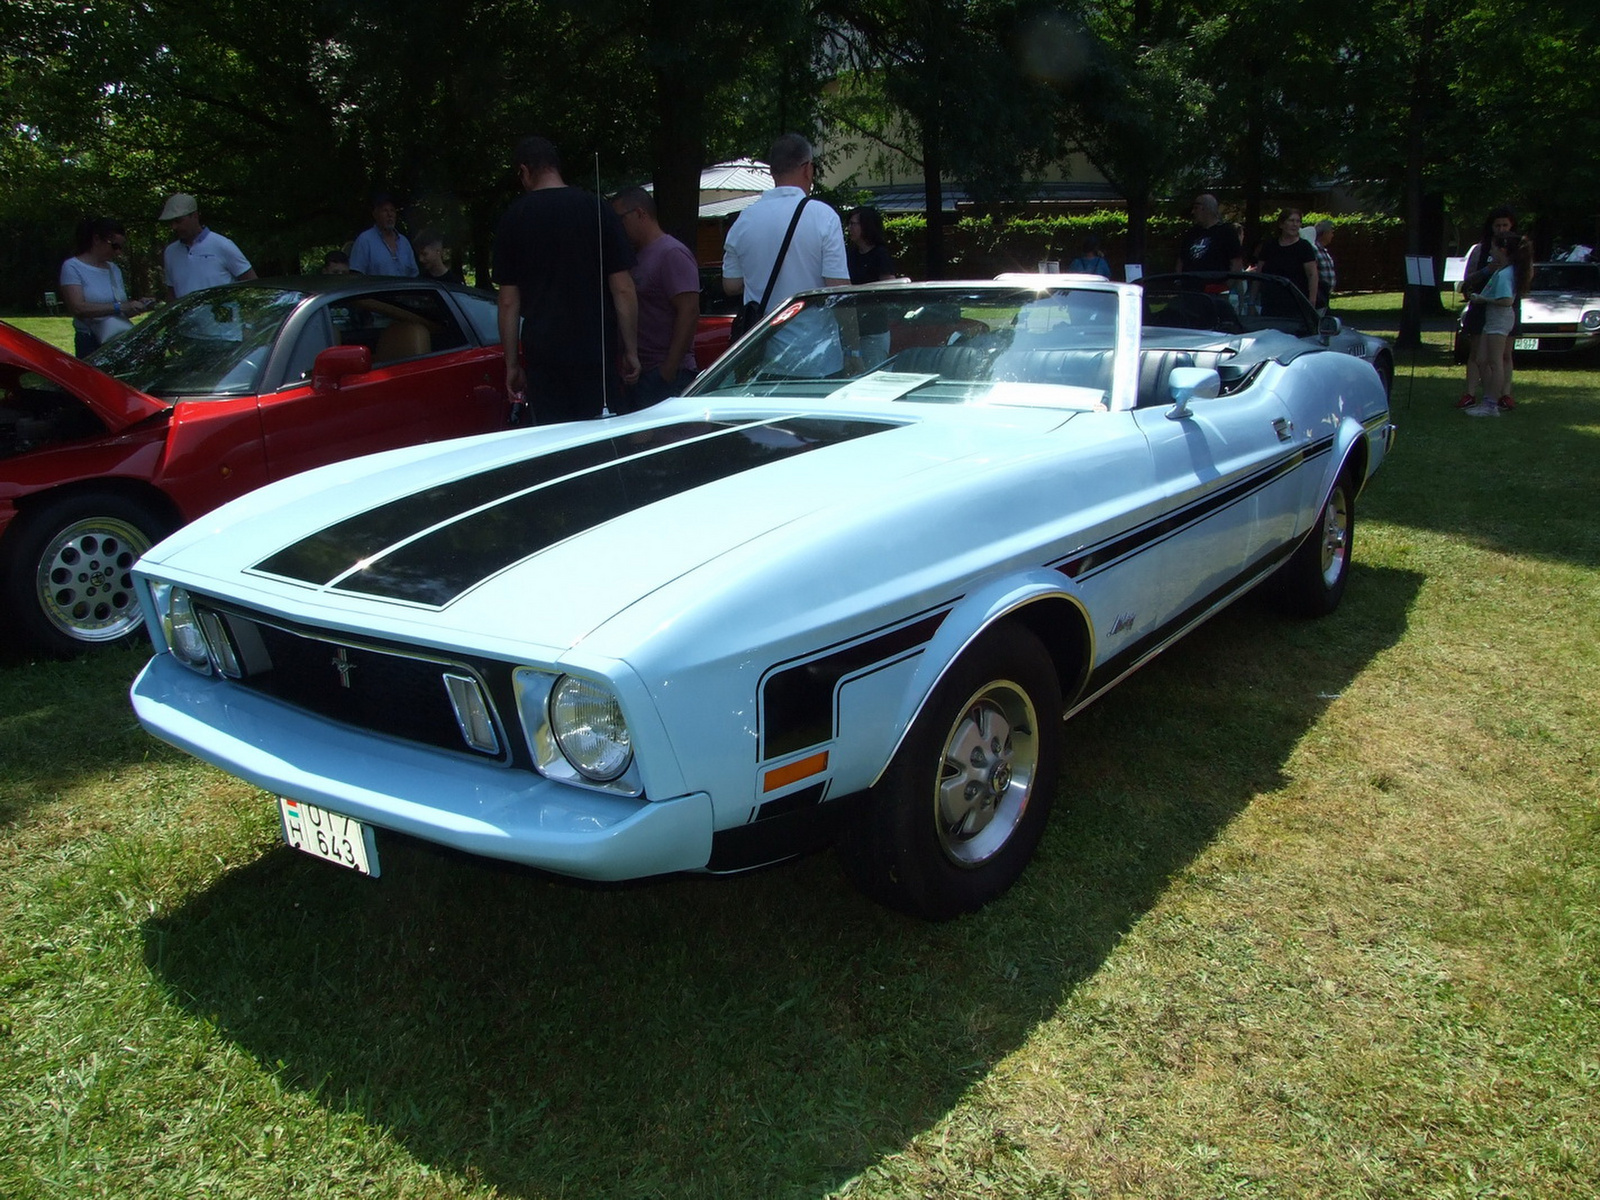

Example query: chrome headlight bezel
[1580,309,1600,332]
[513,668,642,795]
[147,581,245,677]
[150,581,213,674]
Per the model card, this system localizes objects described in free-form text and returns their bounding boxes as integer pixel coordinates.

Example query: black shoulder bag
[729,197,811,341]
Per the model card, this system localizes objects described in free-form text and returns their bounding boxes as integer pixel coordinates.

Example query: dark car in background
[1,277,512,655]
[1139,271,1395,396]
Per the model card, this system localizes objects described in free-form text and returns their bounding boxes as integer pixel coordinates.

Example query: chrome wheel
[35,515,152,643]
[1318,485,1351,589]
[836,622,1063,919]
[934,682,1040,867]
[1273,473,1354,618]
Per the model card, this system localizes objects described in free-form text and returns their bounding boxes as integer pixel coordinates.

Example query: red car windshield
[90,286,305,398]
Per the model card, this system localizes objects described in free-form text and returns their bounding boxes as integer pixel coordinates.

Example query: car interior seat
[373,321,432,364]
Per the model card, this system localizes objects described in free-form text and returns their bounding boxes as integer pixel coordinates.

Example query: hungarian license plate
[279,797,380,876]
[1513,337,1538,351]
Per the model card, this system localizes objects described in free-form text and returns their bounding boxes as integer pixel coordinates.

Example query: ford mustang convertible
[130,278,1395,919]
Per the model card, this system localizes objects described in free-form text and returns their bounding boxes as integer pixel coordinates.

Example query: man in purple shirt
[612,186,701,407]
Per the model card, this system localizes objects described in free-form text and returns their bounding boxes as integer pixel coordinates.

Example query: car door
[1132,380,1302,617]
[257,287,507,482]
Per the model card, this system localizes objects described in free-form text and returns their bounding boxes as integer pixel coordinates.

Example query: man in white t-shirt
[722,134,849,373]
[159,193,256,299]
[723,134,848,310]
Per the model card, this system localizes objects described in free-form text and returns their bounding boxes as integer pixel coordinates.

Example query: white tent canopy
[643,159,773,219]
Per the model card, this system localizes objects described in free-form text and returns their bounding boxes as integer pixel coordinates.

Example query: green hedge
[878,211,1409,291]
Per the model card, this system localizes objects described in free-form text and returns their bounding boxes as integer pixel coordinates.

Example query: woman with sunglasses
[59,217,156,357]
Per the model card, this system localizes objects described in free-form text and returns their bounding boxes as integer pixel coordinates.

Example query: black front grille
[205,606,507,761]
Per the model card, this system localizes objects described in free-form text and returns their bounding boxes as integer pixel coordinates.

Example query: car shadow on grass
[140,565,1422,1199]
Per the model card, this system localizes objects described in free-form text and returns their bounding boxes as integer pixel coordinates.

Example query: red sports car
[1,278,514,655]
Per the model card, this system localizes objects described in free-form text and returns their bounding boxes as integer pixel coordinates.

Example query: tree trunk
[648,2,707,254]
[1124,190,1150,275]
[1397,0,1435,347]
[922,123,945,279]
[650,85,706,255]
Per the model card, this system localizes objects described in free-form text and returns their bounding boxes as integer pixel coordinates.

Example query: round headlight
[549,675,632,781]
[1581,310,1600,332]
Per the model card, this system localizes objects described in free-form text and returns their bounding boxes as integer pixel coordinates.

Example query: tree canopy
[3,0,1596,305]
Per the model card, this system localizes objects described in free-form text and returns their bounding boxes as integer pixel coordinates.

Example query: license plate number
[1513,337,1538,351]
[279,797,379,876]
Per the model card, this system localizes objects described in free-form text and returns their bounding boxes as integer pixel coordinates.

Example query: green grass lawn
[5,315,76,355]
[1,300,1597,1198]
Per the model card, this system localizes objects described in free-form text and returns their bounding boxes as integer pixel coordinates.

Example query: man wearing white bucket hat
[158,192,256,299]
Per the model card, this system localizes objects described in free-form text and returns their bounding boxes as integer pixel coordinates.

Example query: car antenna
[596,151,612,419]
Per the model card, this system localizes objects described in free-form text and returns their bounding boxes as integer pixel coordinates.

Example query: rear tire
[1374,353,1394,399]
[837,623,1063,919]
[1,493,165,656]
[1274,472,1354,618]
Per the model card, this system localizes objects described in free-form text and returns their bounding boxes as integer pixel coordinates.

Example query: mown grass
[5,315,76,354]
[2,297,1597,1198]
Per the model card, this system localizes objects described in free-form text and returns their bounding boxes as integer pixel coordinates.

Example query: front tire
[837,623,1063,919]
[1,493,165,656]
[1274,472,1354,617]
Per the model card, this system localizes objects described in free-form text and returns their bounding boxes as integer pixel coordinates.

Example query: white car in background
[1512,261,1600,355]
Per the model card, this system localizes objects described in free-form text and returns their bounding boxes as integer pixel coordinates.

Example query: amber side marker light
[762,750,830,793]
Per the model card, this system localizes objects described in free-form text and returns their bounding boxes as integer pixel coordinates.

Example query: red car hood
[0,321,167,432]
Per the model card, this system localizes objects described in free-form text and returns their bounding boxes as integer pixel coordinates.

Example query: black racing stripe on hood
[256,420,742,585]
[304,416,896,607]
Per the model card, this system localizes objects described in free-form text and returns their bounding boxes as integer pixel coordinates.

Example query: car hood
[1521,292,1599,319]
[0,321,167,431]
[139,397,1080,656]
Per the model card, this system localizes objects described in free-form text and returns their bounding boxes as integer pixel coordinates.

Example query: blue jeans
[631,366,698,409]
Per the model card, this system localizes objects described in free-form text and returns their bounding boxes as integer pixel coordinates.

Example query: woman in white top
[59,218,156,357]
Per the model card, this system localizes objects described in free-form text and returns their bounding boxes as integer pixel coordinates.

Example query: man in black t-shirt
[1174,194,1244,275]
[493,136,640,424]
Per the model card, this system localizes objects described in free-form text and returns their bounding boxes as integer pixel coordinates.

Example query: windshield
[89,285,305,397]
[1141,273,1316,338]
[689,284,1125,411]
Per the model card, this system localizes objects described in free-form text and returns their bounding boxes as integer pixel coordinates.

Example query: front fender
[1282,352,1392,530]
[859,570,1091,788]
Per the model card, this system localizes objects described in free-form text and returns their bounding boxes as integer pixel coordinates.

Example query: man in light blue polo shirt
[159,193,256,299]
[350,193,419,277]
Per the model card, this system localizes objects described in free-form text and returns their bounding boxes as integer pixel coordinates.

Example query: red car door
[258,288,507,482]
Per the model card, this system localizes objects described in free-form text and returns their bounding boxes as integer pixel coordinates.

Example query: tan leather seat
[373,321,431,363]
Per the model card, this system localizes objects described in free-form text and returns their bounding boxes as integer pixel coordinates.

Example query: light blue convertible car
[130,278,1394,918]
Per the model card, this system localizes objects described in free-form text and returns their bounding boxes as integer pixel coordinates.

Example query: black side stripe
[761,609,949,759]
[755,437,1337,759]
[1057,435,1333,580]
[255,417,896,607]
[1075,535,1298,704]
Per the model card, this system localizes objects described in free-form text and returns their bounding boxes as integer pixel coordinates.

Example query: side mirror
[312,345,372,391]
[1165,366,1221,420]
[1317,313,1342,344]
